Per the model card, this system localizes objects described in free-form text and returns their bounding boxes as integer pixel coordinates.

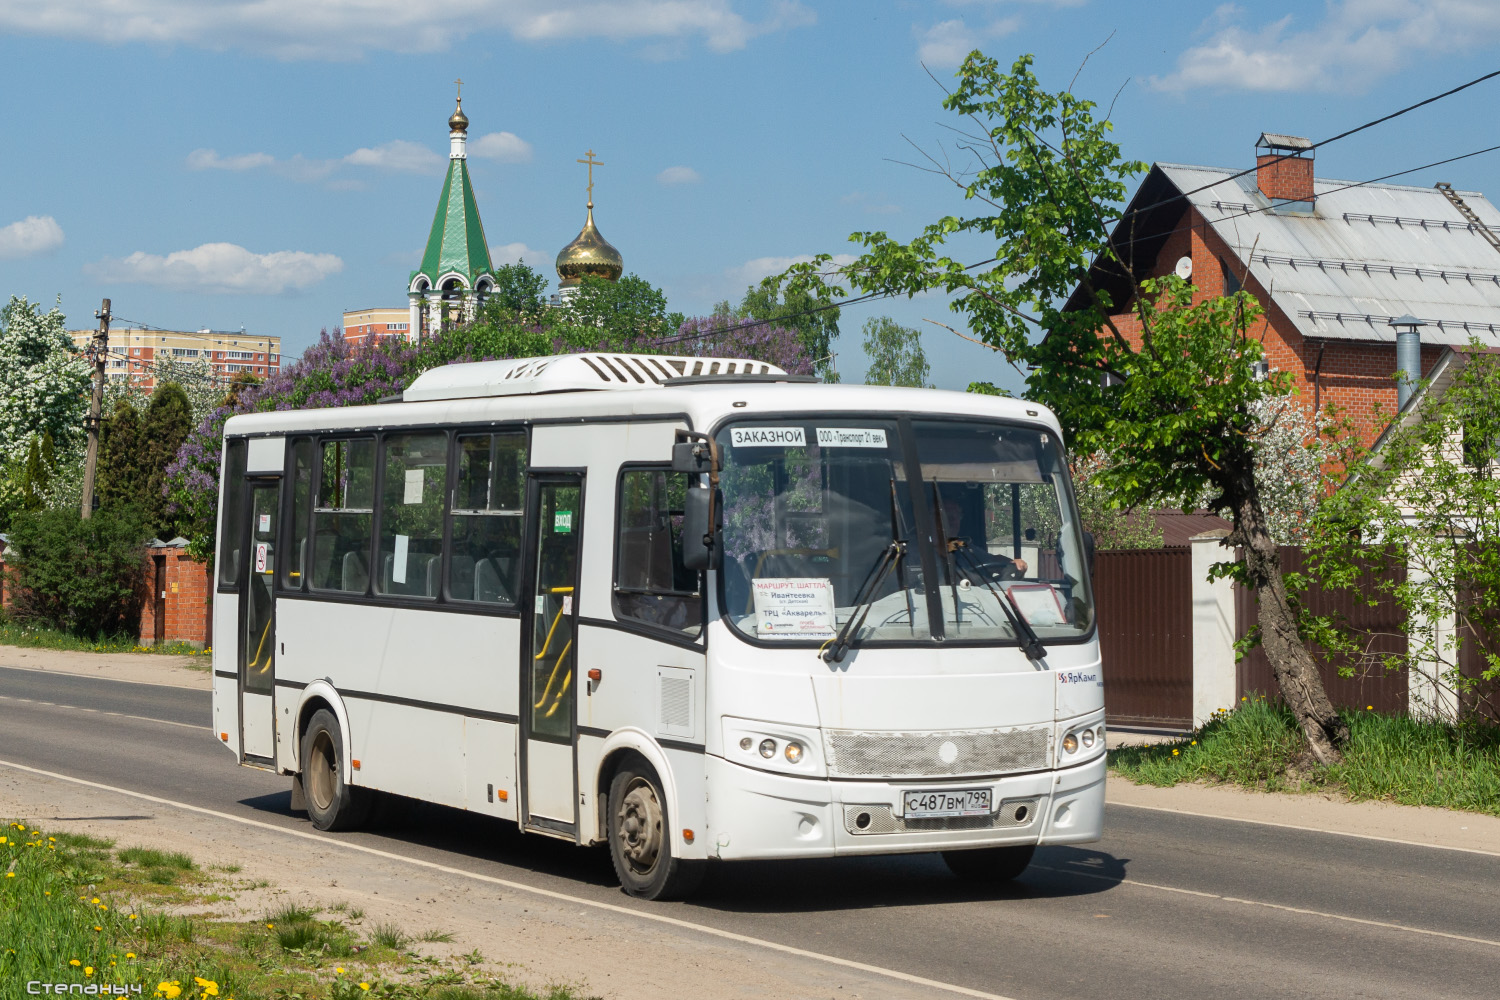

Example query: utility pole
[80,297,110,520]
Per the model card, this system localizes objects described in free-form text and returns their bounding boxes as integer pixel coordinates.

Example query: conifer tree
[99,399,145,512]
[141,382,193,537]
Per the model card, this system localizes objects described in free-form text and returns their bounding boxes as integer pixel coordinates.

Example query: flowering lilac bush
[167,317,813,562]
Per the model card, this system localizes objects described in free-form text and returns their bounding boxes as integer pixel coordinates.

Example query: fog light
[1097,725,1106,743]
[1081,729,1095,749]
[739,737,753,751]
[759,738,777,758]
[784,741,804,764]
[1062,733,1079,754]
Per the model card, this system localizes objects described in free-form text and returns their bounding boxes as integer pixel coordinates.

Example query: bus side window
[280,437,313,591]
[448,430,525,604]
[310,437,376,593]
[218,438,248,590]
[375,432,447,599]
[614,467,702,637]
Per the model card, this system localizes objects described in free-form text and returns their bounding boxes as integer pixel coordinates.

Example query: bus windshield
[715,417,1093,648]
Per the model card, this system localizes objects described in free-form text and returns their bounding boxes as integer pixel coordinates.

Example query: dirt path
[0,766,931,1000]
[0,645,209,690]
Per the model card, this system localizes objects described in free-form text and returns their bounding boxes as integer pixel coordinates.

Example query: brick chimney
[1256,132,1315,206]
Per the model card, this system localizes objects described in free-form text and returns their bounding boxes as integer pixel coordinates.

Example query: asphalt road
[1,663,1496,1000]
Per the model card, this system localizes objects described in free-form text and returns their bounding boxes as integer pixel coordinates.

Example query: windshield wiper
[822,479,909,664]
[949,540,1048,662]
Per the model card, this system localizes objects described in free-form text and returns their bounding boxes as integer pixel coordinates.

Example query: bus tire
[941,844,1035,883]
[606,761,703,901]
[300,709,372,832]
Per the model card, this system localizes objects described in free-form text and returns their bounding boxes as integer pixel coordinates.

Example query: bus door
[520,473,583,834]
[238,478,280,764]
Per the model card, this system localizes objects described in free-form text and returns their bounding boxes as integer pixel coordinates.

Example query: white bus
[211,353,1105,900]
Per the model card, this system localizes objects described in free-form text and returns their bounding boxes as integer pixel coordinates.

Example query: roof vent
[1256,132,1315,209]
[403,353,787,401]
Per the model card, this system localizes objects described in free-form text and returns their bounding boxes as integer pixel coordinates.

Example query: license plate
[902,787,992,819]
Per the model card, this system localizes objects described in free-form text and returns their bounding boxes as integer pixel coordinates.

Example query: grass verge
[0,821,595,999]
[1109,696,1500,816]
[0,612,210,658]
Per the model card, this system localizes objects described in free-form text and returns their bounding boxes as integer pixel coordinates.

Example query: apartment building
[68,327,282,392]
[342,307,413,346]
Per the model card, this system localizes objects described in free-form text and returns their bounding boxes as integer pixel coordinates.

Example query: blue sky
[4,0,1500,393]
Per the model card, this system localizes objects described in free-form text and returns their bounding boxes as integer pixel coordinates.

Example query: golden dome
[555,204,623,286]
[448,99,469,133]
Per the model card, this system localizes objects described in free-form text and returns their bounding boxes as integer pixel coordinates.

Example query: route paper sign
[731,426,805,448]
[258,513,270,533]
[752,578,836,638]
[816,427,887,448]
[392,533,409,583]
[1005,583,1067,626]
[403,469,424,504]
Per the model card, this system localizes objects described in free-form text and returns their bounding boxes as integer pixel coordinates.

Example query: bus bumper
[703,752,1105,860]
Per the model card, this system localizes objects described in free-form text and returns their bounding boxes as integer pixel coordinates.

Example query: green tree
[738,278,842,381]
[559,274,683,348]
[99,399,146,512]
[6,504,151,638]
[861,316,931,387]
[0,296,90,467]
[140,382,193,538]
[782,52,1350,761]
[487,261,550,319]
[1310,346,1500,720]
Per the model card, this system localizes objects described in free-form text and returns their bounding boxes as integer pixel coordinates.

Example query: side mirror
[672,440,712,474]
[682,486,721,571]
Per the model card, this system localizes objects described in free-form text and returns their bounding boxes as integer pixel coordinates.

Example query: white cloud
[915,16,1019,68]
[187,148,276,171]
[724,252,857,291]
[88,242,343,294]
[344,140,446,175]
[1152,1,1500,93]
[0,0,814,59]
[491,242,550,268]
[0,215,64,259]
[470,131,534,163]
[657,165,702,185]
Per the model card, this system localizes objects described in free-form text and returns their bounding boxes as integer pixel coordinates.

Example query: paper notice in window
[731,426,805,448]
[404,468,424,504]
[1005,583,1066,626]
[392,533,409,584]
[752,578,836,638]
[816,427,887,448]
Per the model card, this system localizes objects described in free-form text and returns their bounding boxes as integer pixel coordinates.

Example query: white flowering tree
[0,296,91,465]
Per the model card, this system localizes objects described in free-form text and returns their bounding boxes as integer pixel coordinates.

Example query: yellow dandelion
[156,983,182,999]
[1172,749,1180,756]
[129,914,137,920]
[359,985,370,992]
[94,925,102,932]
[70,959,81,967]
[265,923,273,930]
[90,897,100,904]
[1191,740,1197,745]
[48,837,54,842]
[126,953,135,959]
[44,891,50,896]
[4,873,14,878]
[336,967,345,975]
[1367,705,1373,711]
[193,977,220,997]
[85,967,94,976]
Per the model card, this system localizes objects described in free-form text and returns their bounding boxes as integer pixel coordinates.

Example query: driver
[939,498,1028,583]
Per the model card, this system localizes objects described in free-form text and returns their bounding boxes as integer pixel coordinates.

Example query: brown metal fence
[1094,548,1193,729]
[1234,546,1408,713]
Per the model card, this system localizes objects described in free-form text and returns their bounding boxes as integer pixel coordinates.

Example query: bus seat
[475,558,509,603]
[341,550,368,593]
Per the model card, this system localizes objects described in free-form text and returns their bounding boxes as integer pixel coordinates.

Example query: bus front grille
[822,725,1052,779]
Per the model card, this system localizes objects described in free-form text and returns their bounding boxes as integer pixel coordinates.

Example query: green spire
[413,157,493,290]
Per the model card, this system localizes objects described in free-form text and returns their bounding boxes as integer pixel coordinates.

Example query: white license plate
[902,787,992,819]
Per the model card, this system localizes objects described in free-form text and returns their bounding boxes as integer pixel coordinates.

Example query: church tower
[408,83,496,339]
[555,150,623,305]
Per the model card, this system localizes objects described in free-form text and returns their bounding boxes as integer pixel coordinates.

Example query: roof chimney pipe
[1256,133,1315,207]
[1388,314,1426,411]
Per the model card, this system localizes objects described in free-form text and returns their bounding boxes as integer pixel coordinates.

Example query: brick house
[1070,133,1500,447]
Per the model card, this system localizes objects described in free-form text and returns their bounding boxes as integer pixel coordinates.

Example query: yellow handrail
[533,639,574,711]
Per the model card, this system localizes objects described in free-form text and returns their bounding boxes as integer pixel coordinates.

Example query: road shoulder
[1107,772,1500,855]
[0,644,210,690]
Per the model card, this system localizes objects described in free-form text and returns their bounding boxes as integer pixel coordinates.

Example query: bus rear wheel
[300,709,372,832]
[942,844,1035,883]
[607,762,703,901]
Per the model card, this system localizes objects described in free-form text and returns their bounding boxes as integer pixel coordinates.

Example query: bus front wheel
[300,709,372,832]
[606,761,703,901]
[942,844,1035,883]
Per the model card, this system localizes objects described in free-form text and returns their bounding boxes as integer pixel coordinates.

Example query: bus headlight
[784,741,804,764]
[1062,733,1079,754]
[759,739,777,759]
[1081,729,1095,749]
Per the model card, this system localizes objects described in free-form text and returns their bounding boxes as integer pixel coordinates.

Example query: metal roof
[402,353,786,401]
[1158,162,1500,346]
[1256,133,1313,152]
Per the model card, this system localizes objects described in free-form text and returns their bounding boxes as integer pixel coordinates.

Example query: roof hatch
[403,353,789,401]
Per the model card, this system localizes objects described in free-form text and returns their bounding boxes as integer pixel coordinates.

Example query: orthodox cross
[577,149,603,204]
[454,78,463,102]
